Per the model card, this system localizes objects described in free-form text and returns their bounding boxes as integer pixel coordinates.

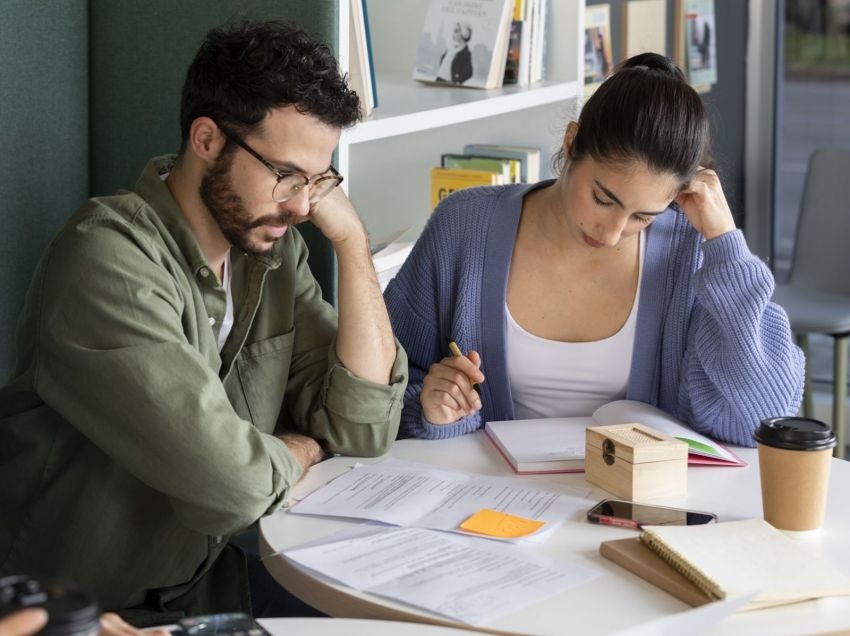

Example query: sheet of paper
[283,524,599,626]
[290,458,592,541]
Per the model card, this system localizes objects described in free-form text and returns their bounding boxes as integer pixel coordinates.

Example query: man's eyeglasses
[217,125,343,204]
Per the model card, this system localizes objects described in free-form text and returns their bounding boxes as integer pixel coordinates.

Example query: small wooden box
[585,423,688,502]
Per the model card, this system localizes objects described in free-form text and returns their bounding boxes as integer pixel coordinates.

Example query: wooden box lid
[586,423,688,465]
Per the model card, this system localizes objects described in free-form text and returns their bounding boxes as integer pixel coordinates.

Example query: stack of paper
[371,227,414,291]
[290,458,592,542]
[284,524,598,626]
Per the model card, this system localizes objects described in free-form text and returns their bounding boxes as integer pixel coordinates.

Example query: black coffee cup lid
[755,417,837,451]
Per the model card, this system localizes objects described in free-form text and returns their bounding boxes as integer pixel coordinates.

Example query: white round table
[260,433,850,635]
[257,617,484,635]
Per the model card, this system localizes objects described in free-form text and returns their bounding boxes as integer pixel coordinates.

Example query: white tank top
[506,231,645,419]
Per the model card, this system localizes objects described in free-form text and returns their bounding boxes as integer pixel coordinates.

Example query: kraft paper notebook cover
[639,519,850,611]
[600,537,713,607]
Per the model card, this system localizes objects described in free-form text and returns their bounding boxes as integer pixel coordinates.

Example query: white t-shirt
[158,170,234,352]
[216,249,234,352]
[506,231,645,419]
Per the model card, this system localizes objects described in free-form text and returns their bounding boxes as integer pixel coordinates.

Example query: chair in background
[772,148,850,459]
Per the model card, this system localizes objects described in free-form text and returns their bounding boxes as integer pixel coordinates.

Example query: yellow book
[430,167,501,210]
[513,0,525,21]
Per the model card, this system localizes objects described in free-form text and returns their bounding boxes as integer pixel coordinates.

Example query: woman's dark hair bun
[619,52,686,82]
[554,51,711,181]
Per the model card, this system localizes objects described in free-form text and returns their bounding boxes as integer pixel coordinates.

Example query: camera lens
[0,576,100,636]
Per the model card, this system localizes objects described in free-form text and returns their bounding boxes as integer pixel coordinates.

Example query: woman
[384,53,804,447]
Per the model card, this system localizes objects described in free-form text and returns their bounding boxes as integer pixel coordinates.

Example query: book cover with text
[431,167,501,209]
[684,0,717,88]
[413,0,514,89]
[584,4,613,97]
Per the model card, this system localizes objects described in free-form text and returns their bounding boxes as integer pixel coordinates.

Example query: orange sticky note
[459,508,545,539]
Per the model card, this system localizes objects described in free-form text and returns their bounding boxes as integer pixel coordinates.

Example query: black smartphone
[177,613,273,636]
[586,498,717,529]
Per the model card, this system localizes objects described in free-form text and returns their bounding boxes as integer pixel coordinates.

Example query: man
[0,20,407,625]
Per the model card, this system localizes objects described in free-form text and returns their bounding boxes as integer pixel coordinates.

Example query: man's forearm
[334,234,396,384]
[278,433,324,474]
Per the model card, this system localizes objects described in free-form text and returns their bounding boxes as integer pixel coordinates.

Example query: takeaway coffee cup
[754,417,836,533]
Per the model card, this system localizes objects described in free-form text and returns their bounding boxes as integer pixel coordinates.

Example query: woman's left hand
[675,168,737,240]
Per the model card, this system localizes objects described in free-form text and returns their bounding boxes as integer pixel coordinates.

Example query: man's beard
[200,150,299,255]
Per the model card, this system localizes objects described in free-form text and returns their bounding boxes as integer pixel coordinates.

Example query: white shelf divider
[337,0,584,232]
[342,79,579,144]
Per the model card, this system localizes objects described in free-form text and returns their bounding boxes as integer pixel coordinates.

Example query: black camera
[0,575,100,636]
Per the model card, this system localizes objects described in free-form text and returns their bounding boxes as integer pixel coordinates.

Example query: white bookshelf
[338,0,585,240]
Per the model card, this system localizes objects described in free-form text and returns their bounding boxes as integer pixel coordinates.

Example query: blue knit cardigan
[384,182,805,447]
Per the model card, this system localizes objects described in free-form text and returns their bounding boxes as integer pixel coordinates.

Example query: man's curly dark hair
[179,20,360,152]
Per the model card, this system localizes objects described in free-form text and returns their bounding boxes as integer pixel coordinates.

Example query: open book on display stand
[483,399,746,474]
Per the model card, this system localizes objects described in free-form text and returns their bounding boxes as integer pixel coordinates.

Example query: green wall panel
[88,0,337,196]
[0,1,90,380]
[88,0,339,303]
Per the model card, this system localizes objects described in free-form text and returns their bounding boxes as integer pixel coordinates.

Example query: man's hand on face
[308,187,368,249]
[277,433,325,474]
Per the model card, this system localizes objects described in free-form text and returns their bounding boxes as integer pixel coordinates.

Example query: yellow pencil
[448,341,481,394]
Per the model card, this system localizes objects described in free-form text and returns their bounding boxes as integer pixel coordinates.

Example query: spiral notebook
[637,519,850,611]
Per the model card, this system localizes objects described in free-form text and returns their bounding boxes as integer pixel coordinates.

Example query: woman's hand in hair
[675,167,736,240]
[420,352,484,425]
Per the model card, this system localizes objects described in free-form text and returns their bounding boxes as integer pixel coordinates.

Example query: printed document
[290,458,591,541]
[284,524,599,625]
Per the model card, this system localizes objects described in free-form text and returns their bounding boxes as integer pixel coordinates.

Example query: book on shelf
[621,0,667,60]
[483,399,746,475]
[682,0,717,91]
[349,0,375,117]
[503,14,524,85]
[527,0,549,83]
[431,167,502,209]
[500,0,549,86]
[635,519,850,610]
[360,0,378,108]
[584,4,613,97]
[503,0,529,86]
[441,153,520,184]
[462,144,541,183]
[412,0,514,89]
